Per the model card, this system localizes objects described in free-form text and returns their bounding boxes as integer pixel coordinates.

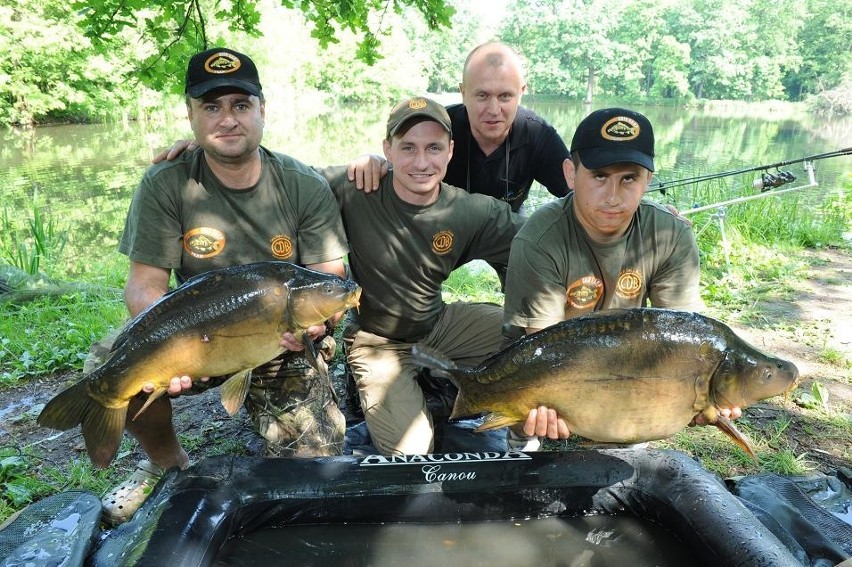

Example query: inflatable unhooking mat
[88,449,824,567]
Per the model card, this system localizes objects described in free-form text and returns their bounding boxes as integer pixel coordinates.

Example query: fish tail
[38,379,128,468]
[414,344,486,419]
[81,406,128,468]
[411,344,458,381]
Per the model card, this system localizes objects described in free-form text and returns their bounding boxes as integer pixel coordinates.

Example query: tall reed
[0,204,68,276]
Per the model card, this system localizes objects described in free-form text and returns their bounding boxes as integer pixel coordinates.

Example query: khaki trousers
[345,302,504,455]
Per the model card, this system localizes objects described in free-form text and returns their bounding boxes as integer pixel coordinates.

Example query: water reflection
[215,515,697,567]
[1,101,849,266]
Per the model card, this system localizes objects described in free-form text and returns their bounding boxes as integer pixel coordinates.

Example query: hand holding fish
[523,406,571,439]
[141,375,210,396]
[280,326,327,352]
[691,406,742,426]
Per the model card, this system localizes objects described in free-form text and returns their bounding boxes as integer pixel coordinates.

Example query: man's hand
[142,375,210,396]
[523,405,571,439]
[691,406,742,426]
[152,139,198,164]
[346,154,389,192]
[279,324,327,352]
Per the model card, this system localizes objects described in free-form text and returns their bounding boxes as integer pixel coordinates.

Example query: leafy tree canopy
[72,0,454,95]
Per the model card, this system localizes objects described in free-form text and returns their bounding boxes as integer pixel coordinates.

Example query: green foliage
[502,0,843,104]
[442,262,504,305]
[3,0,849,125]
[305,19,429,103]
[71,0,454,96]
[0,291,126,386]
[0,2,138,125]
[0,448,115,523]
[794,381,830,411]
[0,204,68,276]
[783,0,852,100]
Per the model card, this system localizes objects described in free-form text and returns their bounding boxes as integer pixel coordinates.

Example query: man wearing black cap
[502,107,707,443]
[99,47,350,524]
[317,97,525,455]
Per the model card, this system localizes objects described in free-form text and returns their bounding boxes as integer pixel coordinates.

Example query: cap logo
[601,116,640,141]
[409,99,428,110]
[204,52,242,75]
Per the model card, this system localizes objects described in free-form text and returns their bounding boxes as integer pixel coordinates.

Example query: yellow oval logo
[270,235,293,259]
[432,230,454,255]
[204,52,242,75]
[409,98,428,110]
[615,269,643,299]
[566,276,602,309]
[601,116,641,141]
[184,227,225,258]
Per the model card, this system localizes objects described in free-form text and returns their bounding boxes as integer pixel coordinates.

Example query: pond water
[214,515,697,567]
[1,98,849,268]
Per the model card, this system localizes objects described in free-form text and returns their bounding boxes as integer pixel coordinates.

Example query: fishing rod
[647,147,851,195]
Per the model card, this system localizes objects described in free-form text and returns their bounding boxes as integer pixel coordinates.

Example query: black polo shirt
[444,104,571,212]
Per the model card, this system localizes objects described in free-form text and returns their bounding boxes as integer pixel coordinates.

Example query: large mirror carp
[37,261,361,468]
[414,308,799,461]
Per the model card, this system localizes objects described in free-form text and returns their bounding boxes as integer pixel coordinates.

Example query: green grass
[0,292,126,385]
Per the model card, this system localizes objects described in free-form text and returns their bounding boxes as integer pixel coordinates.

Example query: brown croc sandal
[101,460,164,525]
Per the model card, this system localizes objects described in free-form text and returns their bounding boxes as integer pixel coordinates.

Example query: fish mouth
[349,287,362,312]
[782,375,801,401]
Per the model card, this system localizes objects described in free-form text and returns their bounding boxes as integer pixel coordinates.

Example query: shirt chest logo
[566,276,602,309]
[184,227,225,258]
[270,235,294,259]
[432,230,454,255]
[615,269,644,299]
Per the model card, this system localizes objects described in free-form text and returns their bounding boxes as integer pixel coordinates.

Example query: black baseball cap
[571,108,655,171]
[386,97,452,139]
[185,48,262,98]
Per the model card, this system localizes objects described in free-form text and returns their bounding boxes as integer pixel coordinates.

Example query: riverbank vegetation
[1,0,849,126]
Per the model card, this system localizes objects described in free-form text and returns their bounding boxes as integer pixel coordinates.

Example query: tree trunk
[584,66,596,104]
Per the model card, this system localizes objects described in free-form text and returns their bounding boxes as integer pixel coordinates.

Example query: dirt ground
[1,248,850,480]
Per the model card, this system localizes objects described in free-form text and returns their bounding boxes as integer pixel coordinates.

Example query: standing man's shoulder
[511,106,565,147]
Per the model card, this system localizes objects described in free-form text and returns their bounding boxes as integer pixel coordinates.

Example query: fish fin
[131,388,168,421]
[219,369,252,416]
[473,413,521,432]
[37,380,92,430]
[411,344,458,380]
[301,334,329,381]
[81,405,128,468]
[715,414,758,464]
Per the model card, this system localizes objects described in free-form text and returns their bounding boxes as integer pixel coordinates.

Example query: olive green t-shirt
[504,194,702,330]
[320,166,525,341]
[119,147,348,284]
